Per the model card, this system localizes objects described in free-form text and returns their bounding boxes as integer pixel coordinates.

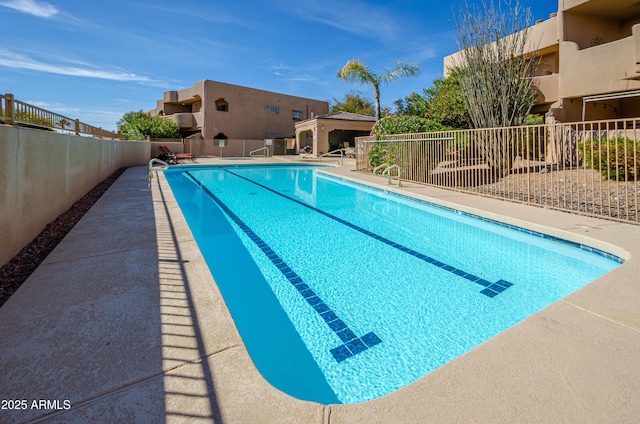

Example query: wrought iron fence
[0,93,119,139]
[356,118,640,223]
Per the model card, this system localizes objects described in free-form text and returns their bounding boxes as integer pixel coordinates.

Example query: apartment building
[444,0,640,123]
[149,80,329,143]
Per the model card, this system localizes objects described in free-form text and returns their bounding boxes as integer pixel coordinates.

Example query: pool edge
[159,160,640,421]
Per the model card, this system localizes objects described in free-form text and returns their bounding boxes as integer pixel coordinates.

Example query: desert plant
[578,137,640,181]
[453,0,538,175]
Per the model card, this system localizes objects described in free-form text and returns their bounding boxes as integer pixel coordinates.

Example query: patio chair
[342,142,356,158]
[159,145,195,163]
[157,147,178,164]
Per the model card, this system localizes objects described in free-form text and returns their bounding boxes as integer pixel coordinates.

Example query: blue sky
[1,0,558,131]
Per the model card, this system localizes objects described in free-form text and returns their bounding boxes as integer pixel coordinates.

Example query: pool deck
[1,157,639,423]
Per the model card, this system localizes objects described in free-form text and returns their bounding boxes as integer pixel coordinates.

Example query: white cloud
[27,101,124,131]
[265,63,293,71]
[0,48,157,84]
[276,0,400,41]
[0,0,58,18]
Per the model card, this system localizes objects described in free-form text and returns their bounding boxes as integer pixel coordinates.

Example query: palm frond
[381,62,420,83]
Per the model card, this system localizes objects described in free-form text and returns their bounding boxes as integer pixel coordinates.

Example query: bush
[369,116,445,168]
[118,110,180,140]
[370,115,444,139]
[368,142,397,168]
[578,137,640,181]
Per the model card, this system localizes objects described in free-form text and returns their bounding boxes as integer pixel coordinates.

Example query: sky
[1,0,558,131]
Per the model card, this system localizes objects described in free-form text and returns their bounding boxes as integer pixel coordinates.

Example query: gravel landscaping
[0,168,126,307]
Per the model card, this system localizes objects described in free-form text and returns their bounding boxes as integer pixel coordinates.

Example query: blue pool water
[164,164,622,404]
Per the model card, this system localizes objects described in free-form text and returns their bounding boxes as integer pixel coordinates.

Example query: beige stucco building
[444,0,640,122]
[295,112,377,156]
[149,80,329,153]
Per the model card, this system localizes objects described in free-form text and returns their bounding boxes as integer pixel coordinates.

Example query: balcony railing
[0,93,119,139]
[356,118,640,224]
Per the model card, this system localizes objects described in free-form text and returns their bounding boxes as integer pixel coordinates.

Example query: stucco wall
[0,125,150,266]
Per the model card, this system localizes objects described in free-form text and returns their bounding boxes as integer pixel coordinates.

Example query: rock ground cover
[0,168,126,307]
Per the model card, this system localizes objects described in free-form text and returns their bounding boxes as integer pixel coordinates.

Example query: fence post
[5,93,14,125]
[74,119,80,136]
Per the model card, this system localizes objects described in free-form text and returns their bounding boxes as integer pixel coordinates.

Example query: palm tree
[337,59,420,120]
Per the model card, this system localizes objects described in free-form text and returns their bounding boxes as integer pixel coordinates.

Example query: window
[292,110,303,120]
[266,105,280,115]
[215,98,228,112]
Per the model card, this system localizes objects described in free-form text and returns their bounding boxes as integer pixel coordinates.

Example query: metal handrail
[148,158,169,188]
[318,148,345,165]
[0,93,119,138]
[250,146,270,157]
[382,164,402,186]
[373,163,389,176]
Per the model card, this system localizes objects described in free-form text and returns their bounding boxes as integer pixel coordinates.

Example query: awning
[582,89,640,121]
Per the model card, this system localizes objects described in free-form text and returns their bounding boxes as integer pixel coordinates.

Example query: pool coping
[1,157,639,423]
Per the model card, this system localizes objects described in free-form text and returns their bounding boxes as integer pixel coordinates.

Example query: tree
[337,59,420,120]
[423,69,471,129]
[395,70,471,129]
[452,0,538,174]
[394,92,428,117]
[330,91,375,116]
[117,110,180,140]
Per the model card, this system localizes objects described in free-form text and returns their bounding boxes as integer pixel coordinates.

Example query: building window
[266,105,280,115]
[216,98,228,112]
[292,109,303,120]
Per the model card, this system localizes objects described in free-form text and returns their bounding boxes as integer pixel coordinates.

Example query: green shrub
[369,116,445,168]
[370,115,444,139]
[578,137,640,181]
[368,142,397,168]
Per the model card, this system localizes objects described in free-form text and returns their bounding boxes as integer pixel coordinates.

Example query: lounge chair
[159,145,195,163]
[342,142,356,158]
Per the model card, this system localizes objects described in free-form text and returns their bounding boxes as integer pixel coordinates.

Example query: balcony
[163,111,203,129]
[532,73,559,104]
[560,36,640,98]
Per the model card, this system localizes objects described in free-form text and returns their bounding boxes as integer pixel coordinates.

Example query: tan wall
[186,138,266,157]
[563,13,626,50]
[151,80,329,141]
[559,38,640,98]
[200,81,329,140]
[444,16,559,76]
[0,125,149,266]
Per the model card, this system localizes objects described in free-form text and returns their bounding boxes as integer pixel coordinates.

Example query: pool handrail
[382,164,402,186]
[250,146,270,157]
[148,158,169,188]
[373,163,389,176]
[318,148,344,165]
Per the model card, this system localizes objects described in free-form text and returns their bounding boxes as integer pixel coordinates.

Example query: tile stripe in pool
[225,169,513,298]
[184,171,381,363]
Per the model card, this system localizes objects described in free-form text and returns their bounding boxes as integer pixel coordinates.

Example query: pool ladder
[374,164,402,186]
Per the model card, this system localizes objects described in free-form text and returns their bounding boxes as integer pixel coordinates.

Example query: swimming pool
[164,164,622,404]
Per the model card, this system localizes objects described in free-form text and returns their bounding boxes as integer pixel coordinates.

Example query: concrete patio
[1,158,639,423]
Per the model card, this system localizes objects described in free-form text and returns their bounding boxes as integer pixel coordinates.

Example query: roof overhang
[581,89,640,121]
